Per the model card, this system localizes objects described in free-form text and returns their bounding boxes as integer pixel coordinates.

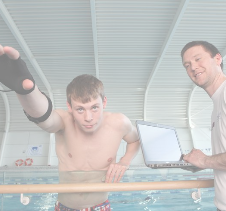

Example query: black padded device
[23,92,53,124]
[0,54,35,95]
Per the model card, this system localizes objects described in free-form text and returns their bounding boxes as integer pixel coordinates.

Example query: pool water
[109,189,214,211]
[0,167,215,211]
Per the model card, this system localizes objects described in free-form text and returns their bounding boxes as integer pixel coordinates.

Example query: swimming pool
[0,166,214,211]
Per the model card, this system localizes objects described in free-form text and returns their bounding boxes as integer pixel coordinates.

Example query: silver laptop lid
[136,120,183,165]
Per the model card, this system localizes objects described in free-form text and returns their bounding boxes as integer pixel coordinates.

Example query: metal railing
[0,179,214,193]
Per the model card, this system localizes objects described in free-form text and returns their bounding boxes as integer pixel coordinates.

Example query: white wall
[49,136,58,166]
[0,131,143,167]
[0,127,212,167]
[191,128,212,155]
[2,131,50,167]
[0,132,3,147]
[176,128,194,154]
[177,127,212,155]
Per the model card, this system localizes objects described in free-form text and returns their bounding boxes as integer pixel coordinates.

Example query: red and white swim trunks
[54,199,111,211]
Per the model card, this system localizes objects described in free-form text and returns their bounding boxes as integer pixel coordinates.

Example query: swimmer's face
[67,96,107,134]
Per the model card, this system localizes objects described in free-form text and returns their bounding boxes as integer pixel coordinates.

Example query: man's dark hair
[181,41,223,70]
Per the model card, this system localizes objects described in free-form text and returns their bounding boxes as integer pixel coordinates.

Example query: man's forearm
[205,153,226,170]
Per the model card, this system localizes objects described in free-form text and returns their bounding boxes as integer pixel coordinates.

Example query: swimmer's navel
[68,153,72,158]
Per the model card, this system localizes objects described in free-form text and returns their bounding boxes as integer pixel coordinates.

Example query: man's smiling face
[182,45,221,90]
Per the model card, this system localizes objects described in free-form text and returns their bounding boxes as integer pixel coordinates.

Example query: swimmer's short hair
[66,74,105,105]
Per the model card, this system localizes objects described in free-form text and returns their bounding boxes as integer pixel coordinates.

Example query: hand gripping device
[0,54,52,124]
[0,54,35,95]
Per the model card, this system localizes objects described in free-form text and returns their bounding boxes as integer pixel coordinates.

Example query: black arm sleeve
[23,92,53,124]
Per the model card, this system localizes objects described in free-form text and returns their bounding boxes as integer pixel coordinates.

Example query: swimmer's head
[67,74,105,106]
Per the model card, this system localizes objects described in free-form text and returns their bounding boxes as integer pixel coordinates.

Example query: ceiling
[0,0,225,132]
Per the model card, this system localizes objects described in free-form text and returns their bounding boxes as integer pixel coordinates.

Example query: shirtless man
[0,45,140,211]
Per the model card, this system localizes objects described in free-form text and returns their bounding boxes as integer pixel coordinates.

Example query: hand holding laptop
[182,149,207,172]
[136,120,204,171]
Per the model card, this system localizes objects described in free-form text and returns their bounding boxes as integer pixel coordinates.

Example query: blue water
[0,168,215,211]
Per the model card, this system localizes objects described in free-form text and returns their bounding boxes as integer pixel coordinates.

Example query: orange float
[25,158,33,166]
[15,159,24,166]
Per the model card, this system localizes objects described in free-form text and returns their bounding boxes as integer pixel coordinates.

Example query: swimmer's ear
[103,96,107,109]
[67,102,72,112]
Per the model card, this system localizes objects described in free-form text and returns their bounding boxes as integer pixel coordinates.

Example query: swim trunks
[54,199,111,211]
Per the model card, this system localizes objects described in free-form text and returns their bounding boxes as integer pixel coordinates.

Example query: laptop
[136,120,200,170]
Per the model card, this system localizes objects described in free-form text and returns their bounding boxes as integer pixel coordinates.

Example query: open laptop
[136,120,200,170]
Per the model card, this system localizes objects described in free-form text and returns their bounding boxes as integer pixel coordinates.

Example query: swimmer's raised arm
[0,45,64,133]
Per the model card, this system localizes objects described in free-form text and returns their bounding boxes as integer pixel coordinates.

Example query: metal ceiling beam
[0,0,54,106]
[0,1,55,165]
[0,85,10,166]
[90,0,100,79]
[187,84,197,147]
[143,0,190,120]
[187,84,213,149]
[187,84,197,129]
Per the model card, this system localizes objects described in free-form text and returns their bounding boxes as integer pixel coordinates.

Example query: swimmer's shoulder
[54,109,73,123]
[104,112,131,128]
[53,109,74,135]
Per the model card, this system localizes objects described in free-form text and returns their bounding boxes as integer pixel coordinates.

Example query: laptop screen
[137,122,182,162]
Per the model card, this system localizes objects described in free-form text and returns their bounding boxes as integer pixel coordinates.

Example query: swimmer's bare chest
[55,126,123,171]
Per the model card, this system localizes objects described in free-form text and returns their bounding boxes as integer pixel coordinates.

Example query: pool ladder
[191,188,201,203]
[20,193,30,205]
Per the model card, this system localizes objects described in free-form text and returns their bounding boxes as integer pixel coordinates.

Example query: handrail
[0,179,214,193]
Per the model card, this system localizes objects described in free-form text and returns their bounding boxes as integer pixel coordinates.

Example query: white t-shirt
[211,80,226,210]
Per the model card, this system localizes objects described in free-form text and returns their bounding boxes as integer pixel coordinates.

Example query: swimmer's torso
[54,110,127,208]
[58,171,108,209]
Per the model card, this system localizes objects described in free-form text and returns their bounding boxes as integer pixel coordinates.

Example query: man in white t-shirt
[181,41,226,211]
